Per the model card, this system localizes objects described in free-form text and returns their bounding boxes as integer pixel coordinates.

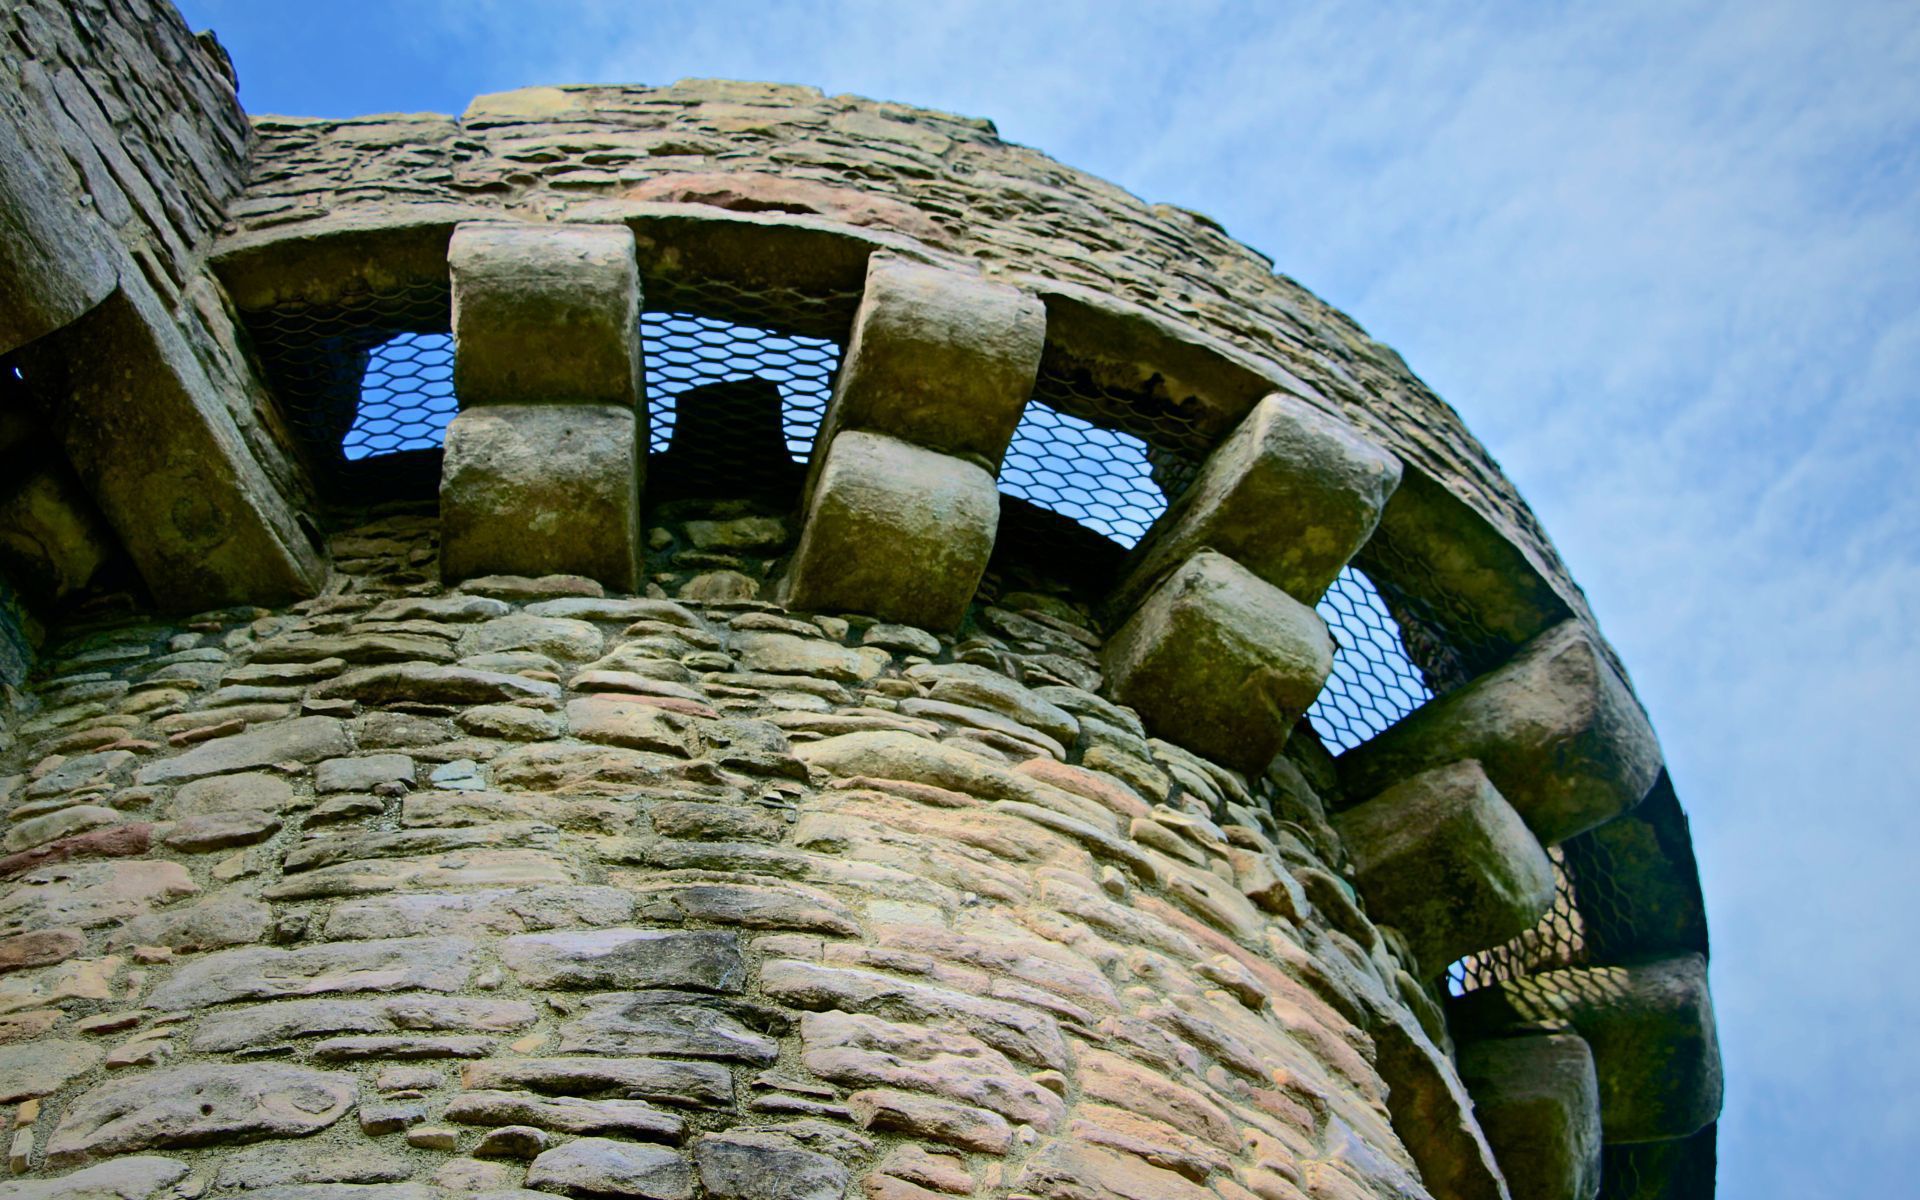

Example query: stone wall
[0,0,323,668]
[223,81,1583,626]
[0,508,1487,1200]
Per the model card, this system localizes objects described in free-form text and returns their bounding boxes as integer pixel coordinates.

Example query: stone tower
[0,5,1719,1200]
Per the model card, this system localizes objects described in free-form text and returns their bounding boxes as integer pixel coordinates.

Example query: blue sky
[178,0,1920,1190]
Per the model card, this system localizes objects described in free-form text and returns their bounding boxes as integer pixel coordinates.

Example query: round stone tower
[0,6,1719,1200]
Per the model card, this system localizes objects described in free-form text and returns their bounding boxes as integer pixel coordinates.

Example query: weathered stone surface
[440,404,641,591]
[0,1038,101,1103]
[450,221,642,408]
[22,287,324,609]
[1338,620,1662,845]
[133,716,349,784]
[1458,1035,1602,1200]
[813,254,1044,470]
[786,432,997,632]
[567,697,700,755]
[46,1065,355,1165]
[189,995,536,1052]
[104,893,271,952]
[627,878,859,935]
[695,1130,848,1200]
[461,1057,732,1109]
[499,929,745,991]
[524,1137,692,1199]
[729,632,889,683]
[1447,954,1722,1144]
[557,990,780,1062]
[1332,759,1554,972]
[315,754,416,793]
[800,1010,1064,1130]
[1103,550,1332,773]
[459,614,606,663]
[1369,1008,1511,1200]
[214,1144,413,1190]
[170,771,295,816]
[847,1088,1012,1153]
[763,958,1065,1068]
[0,860,196,935]
[904,662,1079,747]
[0,928,85,973]
[311,664,561,707]
[446,1090,685,1141]
[0,1157,186,1200]
[1016,1140,1214,1200]
[148,937,477,1008]
[1113,392,1400,612]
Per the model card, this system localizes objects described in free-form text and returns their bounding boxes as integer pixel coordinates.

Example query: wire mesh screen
[344,332,455,458]
[642,313,839,460]
[640,277,859,499]
[1029,357,1211,501]
[244,280,454,483]
[1308,567,1434,753]
[999,403,1169,548]
[1446,845,1589,995]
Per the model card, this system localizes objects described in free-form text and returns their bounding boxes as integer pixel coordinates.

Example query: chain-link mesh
[242,279,453,493]
[1030,357,1212,501]
[344,332,455,458]
[1447,845,1589,995]
[1307,567,1434,753]
[999,403,1170,548]
[640,277,859,500]
[643,313,840,460]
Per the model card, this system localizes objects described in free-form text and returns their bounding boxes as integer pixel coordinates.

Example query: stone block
[449,221,641,407]
[1112,392,1401,612]
[1331,760,1554,973]
[0,96,116,355]
[1338,620,1661,845]
[1102,550,1332,774]
[22,286,325,608]
[785,431,998,631]
[814,253,1044,471]
[1447,954,1722,1144]
[1457,1034,1603,1200]
[440,404,641,590]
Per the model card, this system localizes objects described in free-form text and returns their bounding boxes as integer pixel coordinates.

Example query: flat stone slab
[134,716,349,784]
[524,1137,692,1199]
[46,1064,355,1165]
[498,928,745,992]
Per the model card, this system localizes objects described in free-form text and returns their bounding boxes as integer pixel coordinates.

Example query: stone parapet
[1337,621,1662,846]
[1448,954,1723,1146]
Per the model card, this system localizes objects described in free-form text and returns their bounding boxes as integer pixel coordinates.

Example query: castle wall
[225,81,1585,628]
[0,511,1484,1200]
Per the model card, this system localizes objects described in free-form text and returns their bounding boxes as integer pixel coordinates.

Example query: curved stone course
[0,13,1719,1196]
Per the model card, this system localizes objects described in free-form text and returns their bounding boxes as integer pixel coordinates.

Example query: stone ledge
[1447,954,1723,1145]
